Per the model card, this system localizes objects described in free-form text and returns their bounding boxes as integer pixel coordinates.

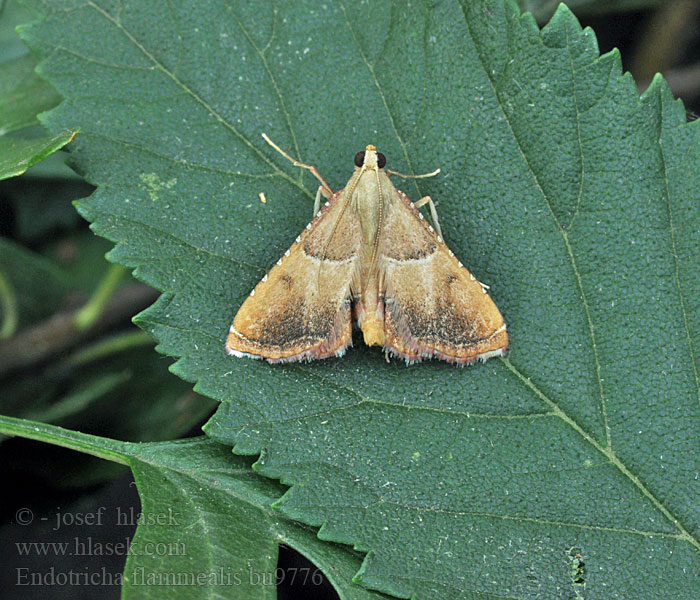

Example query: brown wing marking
[379,190,508,364]
[226,188,361,363]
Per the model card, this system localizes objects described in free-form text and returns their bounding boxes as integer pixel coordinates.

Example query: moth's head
[354,145,386,170]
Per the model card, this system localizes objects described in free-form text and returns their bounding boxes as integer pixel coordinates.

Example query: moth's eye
[377,152,387,169]
[354,151,365,167]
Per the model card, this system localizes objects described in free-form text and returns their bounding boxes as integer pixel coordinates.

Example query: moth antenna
[262,133,333,196]
[370,167,384,270]
[386,167,440,179]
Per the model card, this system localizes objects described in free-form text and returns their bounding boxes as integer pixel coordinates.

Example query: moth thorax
[354,169,383,249]
[363,145,378,169]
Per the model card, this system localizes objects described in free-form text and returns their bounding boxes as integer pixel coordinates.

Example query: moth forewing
[225,186,361,362]
[372,186,507,364]
[226,141,508,364]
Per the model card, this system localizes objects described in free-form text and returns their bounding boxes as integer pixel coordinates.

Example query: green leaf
[20,1,700,598]
[0,0,73,179]
[0,0,61,126]
[0,55,61,134]
[0,126,75,180]
[0,415,386,600]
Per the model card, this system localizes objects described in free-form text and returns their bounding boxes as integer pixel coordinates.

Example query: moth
[226,135,508,364]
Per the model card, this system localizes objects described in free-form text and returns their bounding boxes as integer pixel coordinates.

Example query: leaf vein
[377,499,685,539]
[501,358,700,551]
[85,0,310,199]
[82,131,282,180]
[655,114,700,412]
[460,6,610,447]
[223,1,303,171]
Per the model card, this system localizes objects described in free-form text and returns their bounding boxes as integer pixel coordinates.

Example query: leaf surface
[20,1,700,598]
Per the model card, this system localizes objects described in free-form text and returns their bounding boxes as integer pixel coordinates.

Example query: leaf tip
[548,1,577,23]
[641,72,673,102]
[542,1,585,41]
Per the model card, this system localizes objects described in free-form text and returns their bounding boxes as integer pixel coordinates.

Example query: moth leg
[414,196,486,293]
[262,133,333,197]
[313,185,329,217]
[414,195,443,239]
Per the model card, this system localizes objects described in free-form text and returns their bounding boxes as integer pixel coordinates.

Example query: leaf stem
[0,268,19,339]
[65,330,153,368]
[0,414,128,465]
[0,283,157,377]
[73,263,126,330]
